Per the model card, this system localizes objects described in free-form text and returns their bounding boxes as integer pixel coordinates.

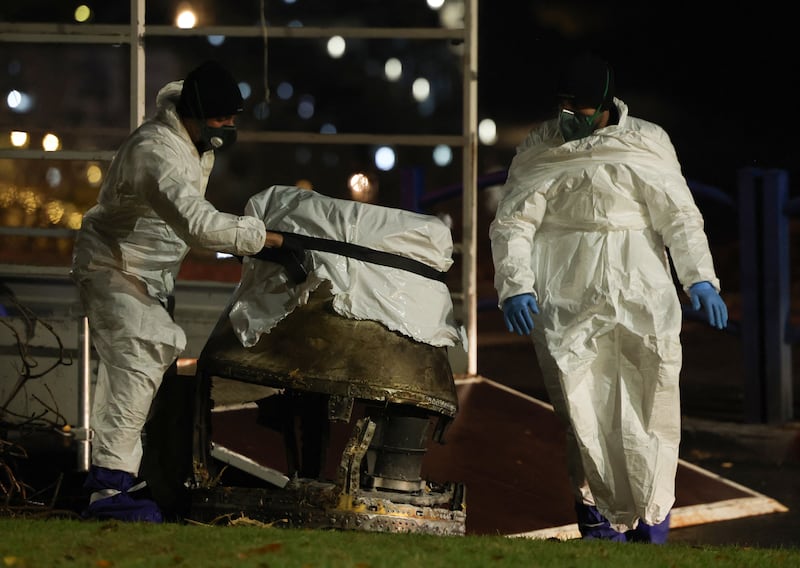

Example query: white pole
[76,316,92,472]
[461,0,479,376]
[130,0,145,130]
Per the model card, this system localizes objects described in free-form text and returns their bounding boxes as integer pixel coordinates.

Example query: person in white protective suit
[489,52,728,543]
[71,60,293,523]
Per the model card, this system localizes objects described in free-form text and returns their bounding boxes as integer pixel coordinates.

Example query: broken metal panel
[199,287,458,418]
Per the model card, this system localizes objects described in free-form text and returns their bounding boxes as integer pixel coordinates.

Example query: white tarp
[228,185,465,349]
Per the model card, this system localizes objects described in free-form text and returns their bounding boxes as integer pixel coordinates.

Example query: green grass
[1,518,798,568]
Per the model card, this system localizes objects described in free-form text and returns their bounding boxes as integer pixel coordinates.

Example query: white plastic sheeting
[229,185,465,350]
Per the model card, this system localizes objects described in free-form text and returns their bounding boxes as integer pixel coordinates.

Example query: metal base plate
[187,479,467,536]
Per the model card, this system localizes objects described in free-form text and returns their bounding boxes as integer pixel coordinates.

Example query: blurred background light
[432,144,453,166]
[478,118,497,145]
[297,95,315,119]
[74,5,92,23]
[207,35,226,46]
[348,172,375,203]
[42,133,60,152]
[86,164,103,186]
[7,90,33,113]
[384,58,402,81]
[176,9,197,29]
[412,78,430,102]
[439,1,465,28]
[327,36,346,59]
[10,131,29,148]
[45,167,62,188]
[276,82,294,100]
[374,146,396,171]
[238,82,252,100]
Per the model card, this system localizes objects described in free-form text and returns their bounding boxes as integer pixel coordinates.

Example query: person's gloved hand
[502,293,539,336]
[689,281,728,330]
[251,233,308,284]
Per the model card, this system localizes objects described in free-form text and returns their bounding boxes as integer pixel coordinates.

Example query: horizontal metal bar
[0,23,464,43]
[239,131,466,146]
[0,227,77,238]
[0,149,116,161]
[145,25,465,40]
[0,33,132,44]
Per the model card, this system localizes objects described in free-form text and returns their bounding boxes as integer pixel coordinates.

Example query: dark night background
[1,1,797,232]
[479,2,796,195]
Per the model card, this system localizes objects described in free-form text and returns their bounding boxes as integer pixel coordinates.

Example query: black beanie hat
[177,60,244,119]
[555,52,615,109]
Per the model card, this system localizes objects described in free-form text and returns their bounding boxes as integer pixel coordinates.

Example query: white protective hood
[228,185,465,349]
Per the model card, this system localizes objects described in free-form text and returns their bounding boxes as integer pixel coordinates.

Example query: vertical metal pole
[461,0,479,376]
[130,0,146,130]
[762,169,793,422]
[737,168,764,422]
[77,316,92,472]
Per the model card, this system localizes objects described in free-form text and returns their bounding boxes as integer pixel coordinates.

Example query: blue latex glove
[502,293,539,336]
[689,281,728,330]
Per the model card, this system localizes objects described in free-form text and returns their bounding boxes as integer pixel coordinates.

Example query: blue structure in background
[402,167,798,424]
[738,169,798,424]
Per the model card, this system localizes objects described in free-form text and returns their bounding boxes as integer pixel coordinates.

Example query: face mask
[199,124,237,153]
[558,107,602,142]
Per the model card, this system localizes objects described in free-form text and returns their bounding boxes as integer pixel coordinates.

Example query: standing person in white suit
[71,60,292,522]
[489,51,728,543]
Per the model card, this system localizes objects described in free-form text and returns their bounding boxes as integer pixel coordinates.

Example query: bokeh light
[44,200,65,224]
[7,90,33,112]
[348,172,376,203]
[478,118,497,145]
[384,58,402,81]
[45,167,62,188]
[176,9,197,29]
[10,131,29,147]
[276,82,294,100]
[238,82,252,100]
[74,5,92,23]
[412,78,430,102]
[297,95,315,119]
[327,36,346,59]
[42,133,60,152]
[86,164,103,186]
[432,144,453,166]
[374,146,396,171]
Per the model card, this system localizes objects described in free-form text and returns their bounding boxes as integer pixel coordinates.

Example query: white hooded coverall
[71,81,267,475]
[489,98,722,531]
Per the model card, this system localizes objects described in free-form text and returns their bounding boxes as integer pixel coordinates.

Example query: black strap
[285,232,448,283]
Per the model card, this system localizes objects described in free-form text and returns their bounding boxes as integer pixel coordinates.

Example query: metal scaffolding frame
[0,0,481,375]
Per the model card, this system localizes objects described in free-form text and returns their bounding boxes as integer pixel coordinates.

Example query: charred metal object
[186,286,466,535]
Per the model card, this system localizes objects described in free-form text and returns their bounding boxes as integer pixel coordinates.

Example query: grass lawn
[1,517,799,567]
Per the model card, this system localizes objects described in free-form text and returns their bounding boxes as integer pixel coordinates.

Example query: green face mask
[558,66,610,142]
[558,107,603,142]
